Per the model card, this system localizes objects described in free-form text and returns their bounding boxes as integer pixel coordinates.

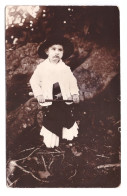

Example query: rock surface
[73,42,120,99]
[7,98,43,148]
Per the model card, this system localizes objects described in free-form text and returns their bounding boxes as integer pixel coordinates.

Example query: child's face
[45,44,64,64]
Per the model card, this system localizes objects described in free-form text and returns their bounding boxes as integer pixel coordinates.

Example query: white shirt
[30,58,79,106]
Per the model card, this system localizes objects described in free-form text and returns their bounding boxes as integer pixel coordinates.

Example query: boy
[30,35,79,148]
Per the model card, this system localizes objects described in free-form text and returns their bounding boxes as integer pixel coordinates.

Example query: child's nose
[55,50,60,54]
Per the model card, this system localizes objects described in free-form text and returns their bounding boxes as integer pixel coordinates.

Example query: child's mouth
[54,56,60,59]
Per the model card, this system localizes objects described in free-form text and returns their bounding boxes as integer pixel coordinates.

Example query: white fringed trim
[62,122,78,140]
[40,126,59,148]
[40,122,78,148]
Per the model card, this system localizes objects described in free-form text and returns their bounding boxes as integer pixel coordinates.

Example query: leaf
[38,171,51,179]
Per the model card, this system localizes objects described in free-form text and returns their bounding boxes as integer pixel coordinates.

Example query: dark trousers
[43,102,75,137]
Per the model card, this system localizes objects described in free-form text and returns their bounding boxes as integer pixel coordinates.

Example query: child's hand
[36,95,45,103]
[72,94,80,103]
[55,93,62,99]
[67,96,72,101]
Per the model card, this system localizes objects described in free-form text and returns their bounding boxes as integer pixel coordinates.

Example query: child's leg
[40,102,68,148]
[62,103,79,141]
[62,122,78,140]
[40,126,59,148]
[42,103,65,137]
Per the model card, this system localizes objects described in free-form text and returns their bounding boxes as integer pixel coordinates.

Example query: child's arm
[36,95,45,103]
[72,94,79,103]
[68,69,79,103]
[30,67,45,103]
[67,68,79,103]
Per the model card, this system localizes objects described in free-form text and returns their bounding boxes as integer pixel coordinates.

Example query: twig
[117,97,121,102]
[113,120,120,126]
[8,178,20,187]
[84,145,97,152]
[6,177,12,186]
[37,151,65,155]
[15,162,41,181]
[41,155,47,171]
[19,147,36,153]
[96,163,120,169]
[55,148,62,153]
[56,146,64,153]
[104,145,112,148]
[68,169,77,180]
[15,147,40,162]
[96,154,110,159]
[118,127,121,132]
[61,153,65,163]
[48,155,55,170]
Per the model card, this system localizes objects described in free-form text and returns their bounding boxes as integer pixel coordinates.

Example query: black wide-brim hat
[38,35,74,59]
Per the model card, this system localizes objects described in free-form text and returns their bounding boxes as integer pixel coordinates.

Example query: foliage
[6,6,119,48]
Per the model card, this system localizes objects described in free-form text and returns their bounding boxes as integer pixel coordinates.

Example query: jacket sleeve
[68,68,79,95]
[29,67,43,97]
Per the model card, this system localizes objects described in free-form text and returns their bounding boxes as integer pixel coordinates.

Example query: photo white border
[0,0,127,195]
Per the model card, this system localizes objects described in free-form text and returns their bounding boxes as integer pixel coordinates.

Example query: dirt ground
[6,74,120,188]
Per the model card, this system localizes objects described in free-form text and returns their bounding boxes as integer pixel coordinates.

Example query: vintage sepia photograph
[6,5,120,188]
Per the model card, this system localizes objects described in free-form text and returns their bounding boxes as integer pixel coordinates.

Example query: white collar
[44,58,67,70]
[46,58,62,65]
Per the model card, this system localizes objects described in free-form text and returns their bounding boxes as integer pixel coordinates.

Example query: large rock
[6,43,43,86]
[7,98,43,148]
[73,43,120,99]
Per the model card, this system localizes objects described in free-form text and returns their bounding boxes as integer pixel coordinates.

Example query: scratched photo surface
[6,6,120,188]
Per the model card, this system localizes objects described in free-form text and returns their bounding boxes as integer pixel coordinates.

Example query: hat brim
[38,37,74,59]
